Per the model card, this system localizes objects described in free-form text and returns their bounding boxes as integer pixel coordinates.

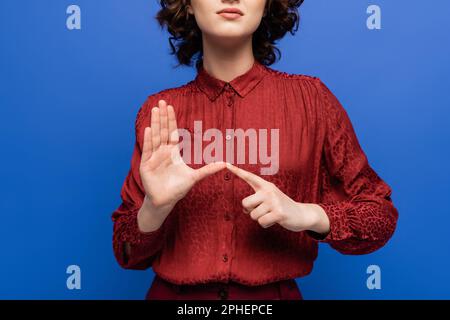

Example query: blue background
[1,0,449,299]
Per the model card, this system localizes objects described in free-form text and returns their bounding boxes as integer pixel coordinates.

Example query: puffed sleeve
[306,79,399,254]
[111,96,167,269]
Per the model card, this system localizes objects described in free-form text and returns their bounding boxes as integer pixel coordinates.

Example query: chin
[210,27,250,38]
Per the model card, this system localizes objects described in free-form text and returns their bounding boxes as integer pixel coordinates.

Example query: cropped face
[187,0,267,40]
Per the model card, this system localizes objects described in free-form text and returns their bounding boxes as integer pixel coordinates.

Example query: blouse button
[218,288,228,300]
[224,172,231,180]
[222,254,228,262]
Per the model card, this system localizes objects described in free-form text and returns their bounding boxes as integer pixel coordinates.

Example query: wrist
[137,195,171,233]
[307,203,331,235]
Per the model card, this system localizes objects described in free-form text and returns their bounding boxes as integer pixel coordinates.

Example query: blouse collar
[194,59,267,101]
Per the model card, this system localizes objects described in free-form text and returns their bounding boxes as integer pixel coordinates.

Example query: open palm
[139,99,226,208]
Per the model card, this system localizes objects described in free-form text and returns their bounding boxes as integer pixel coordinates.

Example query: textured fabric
[111,59,399,288]
[145,275,302,300]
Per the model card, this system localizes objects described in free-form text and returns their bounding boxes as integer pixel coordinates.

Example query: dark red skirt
[146,275,303,300]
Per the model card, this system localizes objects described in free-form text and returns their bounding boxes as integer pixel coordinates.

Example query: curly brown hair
[156,0,305,69]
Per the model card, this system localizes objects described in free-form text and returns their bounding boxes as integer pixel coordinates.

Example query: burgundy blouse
[111,60,399,286]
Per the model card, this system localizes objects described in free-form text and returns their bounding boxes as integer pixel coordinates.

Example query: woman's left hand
[225,163,331,235]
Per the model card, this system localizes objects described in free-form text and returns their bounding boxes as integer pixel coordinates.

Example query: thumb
[194,161,227,181]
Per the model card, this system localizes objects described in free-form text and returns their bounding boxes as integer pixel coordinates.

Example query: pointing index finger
[225,163,266,190]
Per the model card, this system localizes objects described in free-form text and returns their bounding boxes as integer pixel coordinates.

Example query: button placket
[218,286,228,300]
[224,83,235,107]
[227,95,234,107]
[219,82,235,277]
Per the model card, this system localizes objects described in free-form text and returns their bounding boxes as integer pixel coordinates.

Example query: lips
[217,8,244,16]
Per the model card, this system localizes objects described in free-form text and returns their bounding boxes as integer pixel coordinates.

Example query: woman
[111,0,399,300]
